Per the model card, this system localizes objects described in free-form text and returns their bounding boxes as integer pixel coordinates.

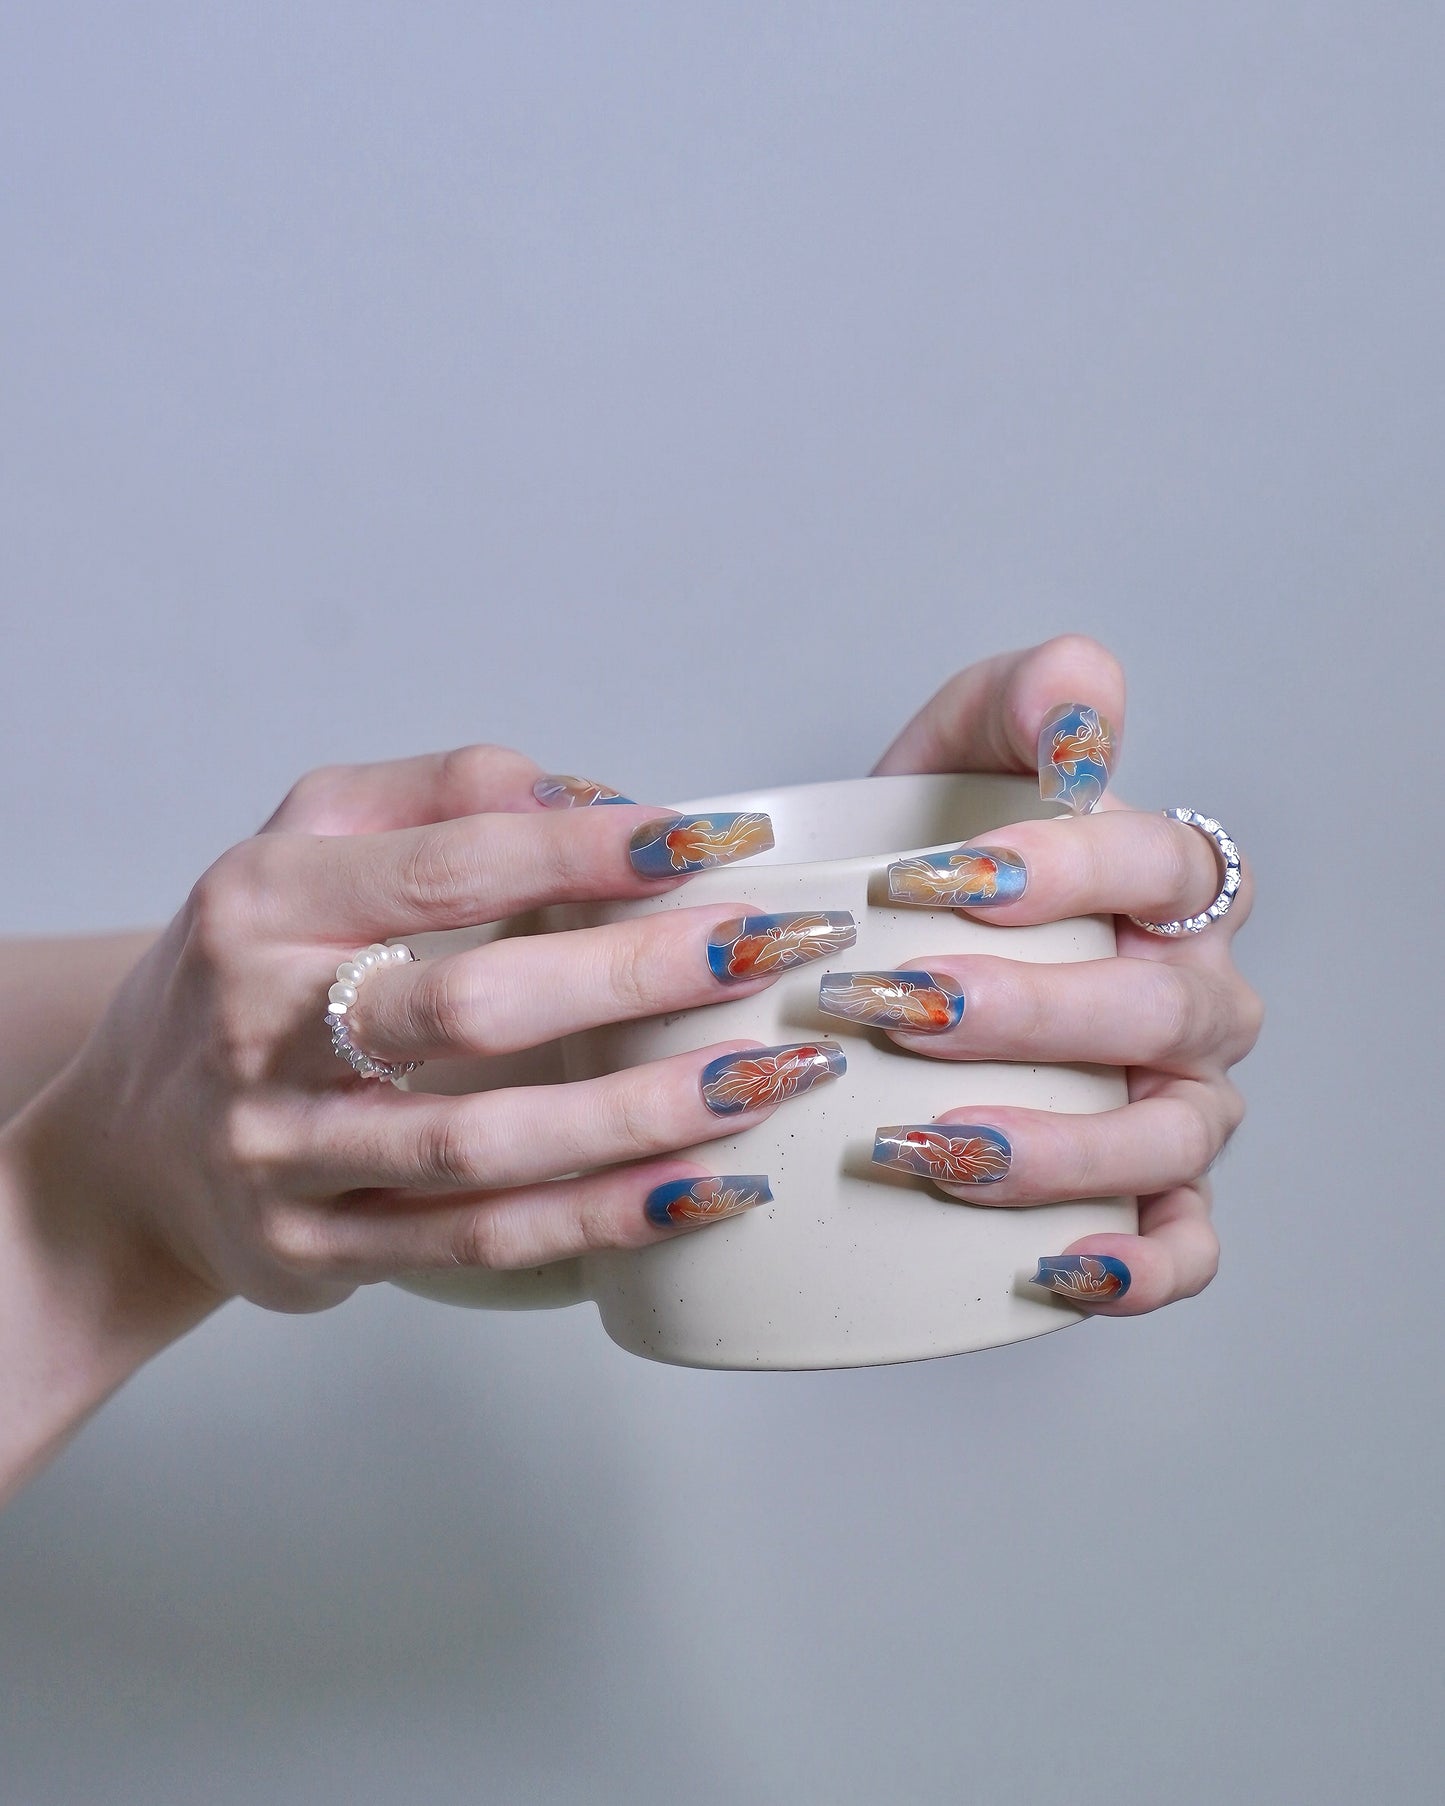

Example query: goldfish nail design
[534,775,634,808]
[706,911,857,982]
[1038,702,1115,814]
[645,1175,773,1226]
[886,846,1027,907]
[700,1041,847,1115]
[1032,1253,1131,1301]
[871,1123,1012,1185]
[818,970,966,1033]
[629,812,775,878]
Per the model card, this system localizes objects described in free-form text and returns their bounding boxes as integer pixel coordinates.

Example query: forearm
[0,1089,219,1504]
[0,932,158,1125]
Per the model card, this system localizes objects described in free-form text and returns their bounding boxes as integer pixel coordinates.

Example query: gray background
[1,3,1440,1801]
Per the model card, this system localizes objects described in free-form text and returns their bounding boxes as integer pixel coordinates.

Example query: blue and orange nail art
[1038,703,1115,814]
[700,1041,846,1115]
[886,846,1027,907]
[1032,1253,1131,1300]
[706,911,856,982]
[871,1123,1012,1185]
[645,1175,772,1226]
[534,775,635,807]
[818,970,965,1033]
[629,812,775,878]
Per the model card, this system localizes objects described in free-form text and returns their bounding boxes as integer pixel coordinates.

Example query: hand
[863,634,1262,1315]
[8,747,870,1328]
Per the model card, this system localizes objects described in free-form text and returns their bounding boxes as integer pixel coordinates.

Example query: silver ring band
[323,943,423,1082]
[1127,808,1243,937]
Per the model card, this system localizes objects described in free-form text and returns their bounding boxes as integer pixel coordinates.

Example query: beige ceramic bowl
[395,773,1134,1368]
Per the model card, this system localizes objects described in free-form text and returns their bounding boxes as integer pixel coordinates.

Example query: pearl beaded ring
[323,943,422,1082]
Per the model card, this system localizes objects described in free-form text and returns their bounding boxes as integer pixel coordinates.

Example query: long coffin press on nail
[1037,703,1116,814]
[871,1124,1013,1184]
[645,1176,773,1226]
[706,911,857,982]
[886,847,1027,907]
[818,970,965,1032]
[629,812,775,877]
[700,1041,847,1115]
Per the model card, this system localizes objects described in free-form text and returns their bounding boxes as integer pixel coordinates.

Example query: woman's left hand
[866,634,1263,1315]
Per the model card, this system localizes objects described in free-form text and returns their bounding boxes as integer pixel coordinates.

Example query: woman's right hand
[13,745,851,1318]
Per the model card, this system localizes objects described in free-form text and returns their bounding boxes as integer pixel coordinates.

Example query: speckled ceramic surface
[394,773,1135,1369]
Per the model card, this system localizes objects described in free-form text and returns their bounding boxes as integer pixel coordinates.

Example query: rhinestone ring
[323,943,423,1082]
[1127,808,1243,937]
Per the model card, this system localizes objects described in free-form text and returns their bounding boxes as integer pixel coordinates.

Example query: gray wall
[2,4,1439,1802]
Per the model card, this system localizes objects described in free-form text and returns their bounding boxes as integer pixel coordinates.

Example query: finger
[884,807,1252,935]
[279,1039,846,1193]
[1026,1182,1219,1316]
[252,801,777,940]
[872,633,1124,804]
[352,904,857,1061]
[262,743,548,835]
[262,1163,774,1281]
[821,955,1259,1073]
[868,1078,1244,1205]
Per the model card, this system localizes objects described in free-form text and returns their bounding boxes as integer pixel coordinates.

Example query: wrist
[0,1085,221,1502]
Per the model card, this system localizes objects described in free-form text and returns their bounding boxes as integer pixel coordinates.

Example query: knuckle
[185,844,262,959]
[423,961,486,1052]
[399,825,475,915]
[1150,969,1202,1062]
[1153,816,1199,905]
[421,1110,488,1189]
[257,1202,329,1274]
[1234,979,1266,1052]
[1175,1100,1218,1176]
[1216,1080,1247,1141]
[601,1077,674,1155]
[439,743,517,803]
[602,929,670,1020]
[450,1205,510,1270]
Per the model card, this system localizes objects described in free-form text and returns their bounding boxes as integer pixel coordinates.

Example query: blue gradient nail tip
[628,812,774,877]
[886,846,1027,907]
[871,1123,1012,1184]
[706,911,857,982]
[817,970,965,1033]
[1038,703,1115,814]
[645,1175,773,1226]
[1032,1253,1131,1300]
[533,775,635,807]
[700,1041,846,1115]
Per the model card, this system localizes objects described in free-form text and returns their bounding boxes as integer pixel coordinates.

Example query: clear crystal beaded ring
[1128,808,1243,937]
[324,944,422,1082]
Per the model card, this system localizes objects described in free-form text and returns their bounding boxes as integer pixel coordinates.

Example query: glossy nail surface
[1038,702,1115,814]
[707,910,856,982]
[700,1041,846,1115]
[534,774,634,808]
[818,970,965,1033]
[886,846,1027,907]
[1033,1253,1131,1300]
[645,1175,772,1226]
[871,1123,1012,1185]
[629,811,775,878]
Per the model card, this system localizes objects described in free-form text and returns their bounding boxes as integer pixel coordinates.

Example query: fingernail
[534,775,635,808]
[700,1041,847,1115]
[886,846,1027,907]
[871,1123,1012,1184]
[645,1175,772,1226]
[1032,1253,1131,1300]
[707,910,857,982]
[1038,702,1115,814]
[818,970,965,1033]
[629,811,775,877]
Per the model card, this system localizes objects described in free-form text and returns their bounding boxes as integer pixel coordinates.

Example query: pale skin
[0,636,1261,1501]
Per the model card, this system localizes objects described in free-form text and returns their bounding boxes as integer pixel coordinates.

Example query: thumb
[871,633,1125,810]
